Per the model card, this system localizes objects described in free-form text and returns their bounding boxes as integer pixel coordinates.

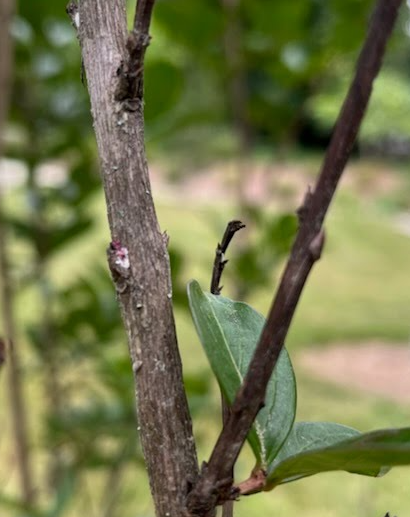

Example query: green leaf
[263,214,297,255]
[266,425,410,489]
[268,422,363,484]
[187,280,296,466]
[154,1,223,55]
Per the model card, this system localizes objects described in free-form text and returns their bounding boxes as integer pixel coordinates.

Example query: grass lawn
[1,158,410,516]
[156,190,410,349]
[35,156,410,350]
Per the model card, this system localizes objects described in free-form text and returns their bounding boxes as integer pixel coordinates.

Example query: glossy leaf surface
[188,280,296,466]
[267,425,410,488]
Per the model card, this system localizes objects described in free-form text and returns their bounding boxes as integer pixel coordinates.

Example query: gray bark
[74,1,198,515]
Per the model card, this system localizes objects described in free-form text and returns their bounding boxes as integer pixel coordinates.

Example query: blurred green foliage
[146,0,410,164]
[308,69,410,150]
[231,208,297,299]
[1,0,409,516]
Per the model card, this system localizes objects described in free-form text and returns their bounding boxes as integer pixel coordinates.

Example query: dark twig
[133,0,156,33]
[186,0,403,514]
[0,338,5,369]
[210,220,245,295]
[115,0,156,109]
[210,221,245,517]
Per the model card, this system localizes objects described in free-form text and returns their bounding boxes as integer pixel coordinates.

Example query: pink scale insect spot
[110,240,130,269]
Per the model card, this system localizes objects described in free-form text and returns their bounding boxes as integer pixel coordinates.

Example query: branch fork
[115,29,151,109]
[115,0,155,107]
[71,0,404,515]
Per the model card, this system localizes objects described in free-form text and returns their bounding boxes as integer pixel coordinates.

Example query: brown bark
[0,0,34,506]
[70,1,198,516]
[186,0,404,514]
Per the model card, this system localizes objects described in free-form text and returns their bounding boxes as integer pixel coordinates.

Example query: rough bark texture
[0,0,34,505]
[186,0,404,514]
[75,1,198,515]
[72,0,403,515]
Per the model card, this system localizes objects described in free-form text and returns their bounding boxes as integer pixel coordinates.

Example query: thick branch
[186,0,403,514]
[74,1,198,516]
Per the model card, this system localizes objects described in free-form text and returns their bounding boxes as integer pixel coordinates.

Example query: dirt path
[297,342,410,404]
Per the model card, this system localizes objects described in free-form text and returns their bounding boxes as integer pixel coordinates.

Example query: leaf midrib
[206,294,266,464]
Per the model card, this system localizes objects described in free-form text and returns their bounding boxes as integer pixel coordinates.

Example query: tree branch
[209,221,245,517]
[133,0,156,32]
[0,0,34,505]
[73,1,198,515]
[0,338,5,370]
[210,220,245,294]
[186,0,404,514]
[115,0,156,110]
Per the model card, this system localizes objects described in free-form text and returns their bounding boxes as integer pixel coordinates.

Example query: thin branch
[186,0,403,514]
[134,0,156,33]
[99,457,125,517]
[0,337,5,369]
[210,220,245,294]
[220,0,252,154]
[0,207,35,506]
[115,0,156,109]
[0,0,14,123]
[209,221,245,517]
[0,0,34,506]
